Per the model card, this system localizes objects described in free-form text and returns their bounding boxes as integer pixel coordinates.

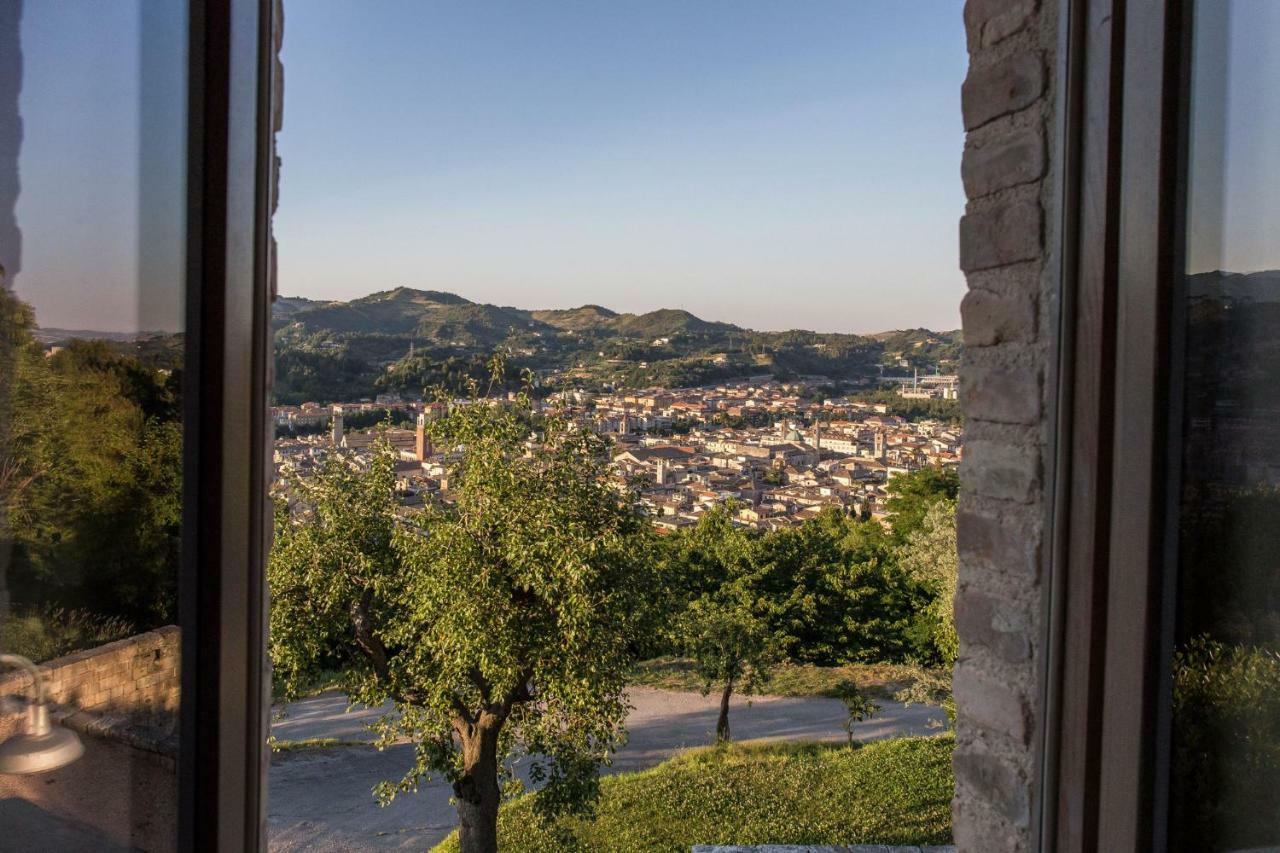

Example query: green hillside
[271,287,961,404]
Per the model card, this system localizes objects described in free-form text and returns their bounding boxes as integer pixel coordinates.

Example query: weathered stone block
[954,747,1030,826]
[957,507,1039,579]
[955,663,1031,744]
[960,441,1040,504]
[962,52,1045,131]
[965,0,1038,49]
[961,288,1036,347]
[955,587,1032,663]
[960,364,1041,425]
[959,199,1042,272]
[962,127,1045,199]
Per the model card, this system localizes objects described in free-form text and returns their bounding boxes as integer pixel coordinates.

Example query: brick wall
[0,626,181,729]
[954,0,1060,850]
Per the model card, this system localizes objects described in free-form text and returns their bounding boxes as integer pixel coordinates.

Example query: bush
[0,607,134,663]
[1170,636,1280,848]
[432,736,954,852]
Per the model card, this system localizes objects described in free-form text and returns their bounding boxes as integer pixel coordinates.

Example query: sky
[13,2,1274,335]
[275,1,971,333]
[1185,0,1280,276]
[13,1,186,333]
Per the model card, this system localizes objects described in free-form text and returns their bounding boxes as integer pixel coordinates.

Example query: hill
[271,287,962,404]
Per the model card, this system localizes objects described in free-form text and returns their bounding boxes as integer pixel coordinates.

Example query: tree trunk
[453,722,502,853]
[716,677,734,742]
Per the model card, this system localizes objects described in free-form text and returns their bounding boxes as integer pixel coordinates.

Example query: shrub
[0,607,134,663]
[1170,636,1280,848]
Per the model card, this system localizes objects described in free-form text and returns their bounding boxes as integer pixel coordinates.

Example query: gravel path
[267,687,946,851]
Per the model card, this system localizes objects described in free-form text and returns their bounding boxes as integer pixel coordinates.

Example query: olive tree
[270,387,659,853]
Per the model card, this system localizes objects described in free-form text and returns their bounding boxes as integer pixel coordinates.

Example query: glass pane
[269,3,964,850]
[0,2,186,850]
[1170,2,1280,849]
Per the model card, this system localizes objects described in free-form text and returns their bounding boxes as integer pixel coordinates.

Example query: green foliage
[834,679,881,747]
[896,500,959,665]
[657,507,934,667]
[681,594,787,741]
[0,607,134,663]
[432,736,954,852]
[629,657,940,701]
[848,390,962,424]
[1170,636,1280,848]
[1,289,183,627]
[270,370,663,843]
[894,668,956,729]
[884,466,960,542]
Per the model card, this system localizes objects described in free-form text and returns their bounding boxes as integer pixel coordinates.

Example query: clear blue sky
[276,1,970,333]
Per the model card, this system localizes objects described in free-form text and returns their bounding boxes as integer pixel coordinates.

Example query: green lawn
[629,656,936,700]
[432,735,954,852]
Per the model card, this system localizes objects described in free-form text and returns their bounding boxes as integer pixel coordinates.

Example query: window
[0,2,187,848]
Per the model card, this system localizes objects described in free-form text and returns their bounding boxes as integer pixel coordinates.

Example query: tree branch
[349,588,391,682]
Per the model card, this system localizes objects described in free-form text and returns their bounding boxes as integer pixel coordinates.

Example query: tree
[682,592,785,742]
[884,466,960,542]
[270,380,660,853]
[897,500,959,665]
[834,678,880,747]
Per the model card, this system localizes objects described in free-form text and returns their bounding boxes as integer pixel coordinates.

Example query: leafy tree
[270,378,661,853]
[0,290,184,629]
[682,592,785,742]
[884,466,960,542]
[897,500,959,665]
[753,510,918,665]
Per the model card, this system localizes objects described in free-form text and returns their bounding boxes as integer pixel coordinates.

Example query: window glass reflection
[0,2,186,850]
[1171,2,1280,849]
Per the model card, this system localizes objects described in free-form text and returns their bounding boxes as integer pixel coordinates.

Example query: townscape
[272,378,962,531]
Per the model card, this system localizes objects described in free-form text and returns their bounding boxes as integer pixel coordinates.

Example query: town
[272,378,962,531]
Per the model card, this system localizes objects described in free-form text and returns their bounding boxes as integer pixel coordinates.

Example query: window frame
[179,0,276,849]
[1043,0,1193,850]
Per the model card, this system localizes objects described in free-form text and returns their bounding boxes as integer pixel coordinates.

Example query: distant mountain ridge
[275,286,743,344]
[271,286,963,404]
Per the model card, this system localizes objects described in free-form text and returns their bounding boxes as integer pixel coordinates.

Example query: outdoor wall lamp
[0,653,84,774]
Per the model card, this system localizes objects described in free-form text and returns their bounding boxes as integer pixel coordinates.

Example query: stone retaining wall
[0,628,181,852]
[0,626,180,731]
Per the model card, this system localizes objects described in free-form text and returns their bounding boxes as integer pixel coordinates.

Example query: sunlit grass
[433,735,953,852]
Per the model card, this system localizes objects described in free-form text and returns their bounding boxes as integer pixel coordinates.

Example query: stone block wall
[953,0,1060,850]
[0,628,181,851]
[0,626,181,729]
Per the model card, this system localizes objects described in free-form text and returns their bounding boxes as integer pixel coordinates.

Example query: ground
[267,686,947,851]
[432,737,955,852]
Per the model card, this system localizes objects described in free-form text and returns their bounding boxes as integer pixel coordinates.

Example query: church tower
[331,405,344,447]
[873,430,885,460]
[415,412,431,461]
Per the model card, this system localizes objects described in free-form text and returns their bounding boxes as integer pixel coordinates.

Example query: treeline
[650,467,959,669]
[0,290,183,631]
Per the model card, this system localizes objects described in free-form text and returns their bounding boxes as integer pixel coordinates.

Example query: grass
[268,736,365,753]
[629,656,937,701]
[432,735,953,852]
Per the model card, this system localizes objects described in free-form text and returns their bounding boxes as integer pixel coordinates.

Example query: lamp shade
[0,724,83,774]
[0,654,85,774]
